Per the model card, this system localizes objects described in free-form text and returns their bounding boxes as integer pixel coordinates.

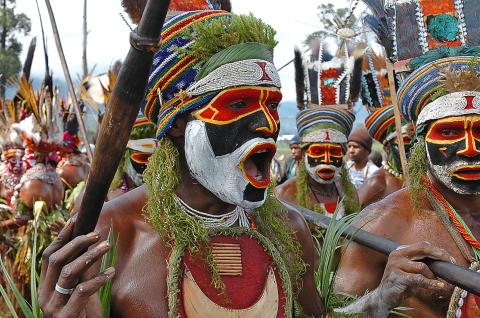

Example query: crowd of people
[1,0,480,317]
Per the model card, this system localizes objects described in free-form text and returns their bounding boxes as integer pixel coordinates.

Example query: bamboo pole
[44,0,93,162]
[82,0,88,79]
[386,60,409,183]
[278,198,480,296]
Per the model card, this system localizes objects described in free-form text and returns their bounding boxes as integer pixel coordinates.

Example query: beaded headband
[141,11,280,140]
[296,106,355,144]
[397,56,480,126]
[365,106,396,143]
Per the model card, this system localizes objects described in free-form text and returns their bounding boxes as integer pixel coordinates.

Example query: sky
[15,0,365,103]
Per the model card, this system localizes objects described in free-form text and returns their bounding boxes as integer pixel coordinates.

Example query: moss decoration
[143,137,305,311]
[166,227,293,318]
[296,159,359,215]
[181,13,278,63]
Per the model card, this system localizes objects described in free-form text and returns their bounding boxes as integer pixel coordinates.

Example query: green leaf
[0,256,33,317]
[0,282,20,318]
[98,225,118,318]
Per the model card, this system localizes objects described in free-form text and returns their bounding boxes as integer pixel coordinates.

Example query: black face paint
[425,116,480,194]
[204,112,279,157]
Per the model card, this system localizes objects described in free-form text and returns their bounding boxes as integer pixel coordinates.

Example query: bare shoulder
[354,187,413,239]
[275,177,298,204]
[335,189,414,295]
[95,186,149,237]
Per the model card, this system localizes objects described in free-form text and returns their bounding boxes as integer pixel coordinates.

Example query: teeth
[256,149,269,154]
[254,175,263,181]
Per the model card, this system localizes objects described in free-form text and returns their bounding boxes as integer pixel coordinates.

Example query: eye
[267,101,280,111]
[441,129,461,137]
[228,100,248,110]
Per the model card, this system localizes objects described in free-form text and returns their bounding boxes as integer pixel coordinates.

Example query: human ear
[167,115,188,138]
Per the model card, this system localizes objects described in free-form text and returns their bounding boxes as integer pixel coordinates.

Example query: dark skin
[0,177,64,229]
[347,141,370,171]
[290,143,302,161]
[56,157,90,190]
[276,174,341,208]
[358,143,403,208]
[336,117,480,316]
[276,146,358,209]
[38,116,325,317]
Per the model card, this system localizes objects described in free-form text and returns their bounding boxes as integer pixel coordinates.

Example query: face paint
[186,86,281,209]
[3,149,24,175]
[387,133,414,173]
[425,115,480,194]
[304,143,344,184]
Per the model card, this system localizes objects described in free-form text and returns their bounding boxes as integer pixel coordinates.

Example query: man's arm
[287,208,325,317]
[357,170,386,208]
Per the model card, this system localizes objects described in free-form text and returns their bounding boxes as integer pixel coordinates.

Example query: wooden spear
[72,0,171,237]
[44,0,93,162]
[278,198,480,296]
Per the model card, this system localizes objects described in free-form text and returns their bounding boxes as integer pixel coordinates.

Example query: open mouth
[240,143,276,188]
[316,167,336,180]
[451,165,480,181]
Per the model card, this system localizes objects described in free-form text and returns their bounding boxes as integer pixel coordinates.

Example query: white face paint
[304,154,340,185]
[426,142,480,195]
[184,120,273,209]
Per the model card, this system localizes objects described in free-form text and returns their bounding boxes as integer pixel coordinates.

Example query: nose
[322,147,331,164]
[457,128,480,157]
[250,106,279,137]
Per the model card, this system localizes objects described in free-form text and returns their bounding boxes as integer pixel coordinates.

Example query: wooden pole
[82,0,88,79]
[72,0,171,237]
[279,198,480,296]
[386,60,409,183]
[44,0,93,162]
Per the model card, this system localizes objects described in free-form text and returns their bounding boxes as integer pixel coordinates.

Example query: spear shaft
[72,0,171,237]
[278,198,480,296]
[44,0,93,162]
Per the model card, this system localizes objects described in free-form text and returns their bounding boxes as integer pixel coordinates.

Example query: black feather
[349,54,364,103]
[218,0,231,11]
[294,47,305,110]
[362,0,385,19]
[362,0,396,59]
[363,14,393,58]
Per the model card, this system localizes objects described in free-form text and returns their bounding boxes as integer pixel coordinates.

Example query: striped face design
[304,143,344,184]
[193,86,281,131]
[425,115,480,194]
[184,86,281,208]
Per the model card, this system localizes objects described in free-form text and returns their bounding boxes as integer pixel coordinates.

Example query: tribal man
[38,9,324,317]
[334,0,480,315]
[357,106,414,207]
[0,101,25,209]
[276,106,359,218]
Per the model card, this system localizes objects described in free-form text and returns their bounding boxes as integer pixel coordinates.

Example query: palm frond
[98,225,118,318]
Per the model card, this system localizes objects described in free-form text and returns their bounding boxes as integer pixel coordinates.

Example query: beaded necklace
[382,160,402,180]
[173,195,251,228]
[426,179,480,260]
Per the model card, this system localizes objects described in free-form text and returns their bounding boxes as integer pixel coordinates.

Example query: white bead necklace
[382,161,402,179]
[173,195,250,228]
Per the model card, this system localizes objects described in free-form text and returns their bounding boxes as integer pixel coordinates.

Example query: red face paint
[306,143,344,162]
[426,116,480,157]
[193,86,281,135]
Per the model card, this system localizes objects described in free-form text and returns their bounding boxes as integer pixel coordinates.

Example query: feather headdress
[13,79,63,153]
[294,46,306,110]
[0,99,24,151]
